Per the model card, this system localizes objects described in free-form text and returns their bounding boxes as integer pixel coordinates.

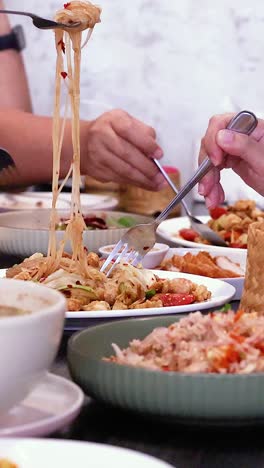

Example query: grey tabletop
[1,202,261,468]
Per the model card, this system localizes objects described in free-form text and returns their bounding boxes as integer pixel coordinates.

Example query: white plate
[0,439,173,468]
[0,192,118,212]
[0,373,84,437]
[157,216,245,253]
[0,269,235,319]
[163,248,247,301]
[0,210,151,255]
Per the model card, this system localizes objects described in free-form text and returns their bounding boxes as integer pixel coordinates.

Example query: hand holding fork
[100,110,258,277]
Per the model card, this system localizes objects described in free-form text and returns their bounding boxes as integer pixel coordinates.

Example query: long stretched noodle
[46,1,101,277]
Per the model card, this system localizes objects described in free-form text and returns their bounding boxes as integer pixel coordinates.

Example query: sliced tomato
[229,243,247,249]
[179,228,198,242]
[159,293,195,307]
[209,206,228,220]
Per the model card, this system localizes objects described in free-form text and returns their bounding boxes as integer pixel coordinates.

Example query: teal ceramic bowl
[67,315,264,425]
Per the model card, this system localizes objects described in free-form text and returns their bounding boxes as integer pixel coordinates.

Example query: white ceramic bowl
[164,248,247,301]
[0,210,152,256]
[99,243,170,269]
[0,279,66,414]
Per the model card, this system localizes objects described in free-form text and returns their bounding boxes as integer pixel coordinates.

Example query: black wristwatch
[0,25,26,52]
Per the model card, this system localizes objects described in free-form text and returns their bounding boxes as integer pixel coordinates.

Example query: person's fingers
[133,116,156,139]
[198,113,235,167]
[224,156,264,197]
[86,119,166,189]
[198,166,220,197]
[102,130,164,185]
[205,183,225,209]
[110,110,163,157]
[198,113,264,168]
[216,130,264,173]
[92,145,162,191]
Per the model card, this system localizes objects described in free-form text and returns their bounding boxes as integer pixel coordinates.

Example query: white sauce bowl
[99,243,170,269]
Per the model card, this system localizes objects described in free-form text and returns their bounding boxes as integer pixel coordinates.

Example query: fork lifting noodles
[0,9,82,30]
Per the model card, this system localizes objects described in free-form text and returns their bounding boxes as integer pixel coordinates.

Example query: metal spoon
[153,109,258,247]
[0,9,81,30]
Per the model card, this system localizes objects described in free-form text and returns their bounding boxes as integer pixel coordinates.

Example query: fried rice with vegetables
[105,309,264,374]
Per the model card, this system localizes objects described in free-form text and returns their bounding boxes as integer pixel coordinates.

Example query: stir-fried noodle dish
[6,2,212,311]
[105,310,264,374]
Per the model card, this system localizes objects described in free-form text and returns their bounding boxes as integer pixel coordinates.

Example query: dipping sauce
[103,246,160,253]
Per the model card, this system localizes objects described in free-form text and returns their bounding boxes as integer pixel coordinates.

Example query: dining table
[1,201,263,468]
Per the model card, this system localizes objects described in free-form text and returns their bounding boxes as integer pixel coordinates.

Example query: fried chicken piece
[130,299,163,309]
[87,252,100,268]
[67,298,83,311]
[217,213,241,230]
[112,300,128,310]
[232,200,256,212]
[161,252,242,278]
[83,301,111,311]
[191,284,211,302]
[13,270,32,281]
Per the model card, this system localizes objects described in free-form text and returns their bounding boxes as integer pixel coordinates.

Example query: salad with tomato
[56,213,136,231]
[179,199,264,248]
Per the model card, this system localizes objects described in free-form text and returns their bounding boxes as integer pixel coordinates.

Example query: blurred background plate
[157,216,245,253]
[0,209,151,256]
[0,192,118,212]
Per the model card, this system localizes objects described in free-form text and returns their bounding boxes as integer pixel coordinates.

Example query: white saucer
[0,372,84,437]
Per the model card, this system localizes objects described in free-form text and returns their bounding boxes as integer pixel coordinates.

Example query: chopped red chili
[61,71,68,79]
[64,2,71,8]
[234,309,244,323]
[58,39,65,54]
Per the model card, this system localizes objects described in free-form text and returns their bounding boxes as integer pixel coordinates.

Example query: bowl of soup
[0,279,66,414]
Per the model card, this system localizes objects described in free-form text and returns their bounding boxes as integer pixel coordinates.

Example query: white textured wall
[6,0,264,186]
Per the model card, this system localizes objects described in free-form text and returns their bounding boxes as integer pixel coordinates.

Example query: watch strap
[0,25,25,52]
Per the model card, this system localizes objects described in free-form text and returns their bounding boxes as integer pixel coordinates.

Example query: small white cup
[0,279,66,414]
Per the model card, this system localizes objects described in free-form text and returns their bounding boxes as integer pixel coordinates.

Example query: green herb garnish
[145,289,156,300]
[219,303,232,313]
[116,216,136,228]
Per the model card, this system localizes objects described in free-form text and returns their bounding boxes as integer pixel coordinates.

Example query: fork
[153,159,229,247]
[0,9,81,30]
[100,110,258,276]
